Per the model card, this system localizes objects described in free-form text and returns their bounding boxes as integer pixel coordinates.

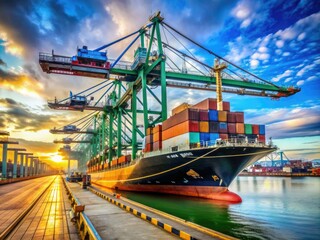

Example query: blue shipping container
[259,125,265,134]
[209,133,219,141]
[209,110,218,121]
[200,133,210,141]
[219,122,227,129]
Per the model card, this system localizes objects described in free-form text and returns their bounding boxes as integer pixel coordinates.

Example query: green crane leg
[141,70,149,134]
[132,86,137,160]
[108,112,114,162]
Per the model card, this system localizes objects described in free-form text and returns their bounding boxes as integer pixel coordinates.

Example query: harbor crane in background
[39,12,300,170]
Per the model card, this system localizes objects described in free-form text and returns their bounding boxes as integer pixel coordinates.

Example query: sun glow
[52,154,63,162]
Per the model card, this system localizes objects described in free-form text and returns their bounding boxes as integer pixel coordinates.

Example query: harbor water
[118,177,320,240]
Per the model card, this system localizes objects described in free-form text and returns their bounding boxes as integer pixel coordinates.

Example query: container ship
[88,98,276,203]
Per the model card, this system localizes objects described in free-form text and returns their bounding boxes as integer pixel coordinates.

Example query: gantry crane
[39,12,300,168]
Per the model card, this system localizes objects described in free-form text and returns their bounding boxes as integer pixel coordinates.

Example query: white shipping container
[162,132,190,150]
[283,167,292,173]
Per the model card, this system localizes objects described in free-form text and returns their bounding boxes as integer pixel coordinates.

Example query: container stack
[153,125,162,151]
[158,99,266,151]
[162,108,200,149]
[144,127,153,152]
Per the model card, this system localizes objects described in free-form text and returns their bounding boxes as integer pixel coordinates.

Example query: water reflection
[112,177,320,240]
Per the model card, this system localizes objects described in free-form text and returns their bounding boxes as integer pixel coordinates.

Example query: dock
[0,175,235,240]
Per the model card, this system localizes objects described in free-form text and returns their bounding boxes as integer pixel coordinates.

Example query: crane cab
[71,46,111,70]
[63,125,78,132]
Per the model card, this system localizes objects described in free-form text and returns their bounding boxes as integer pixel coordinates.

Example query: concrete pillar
[1,143,8,178]
[35,160,39,175]
[19,154,24,177]
[25,156,29,176]
[13,150,18,178]
[30,159,34,176]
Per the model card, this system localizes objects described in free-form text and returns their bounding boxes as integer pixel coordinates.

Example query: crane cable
[161,21,280,89]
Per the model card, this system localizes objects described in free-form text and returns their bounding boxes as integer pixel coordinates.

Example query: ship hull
[90,146,275,202]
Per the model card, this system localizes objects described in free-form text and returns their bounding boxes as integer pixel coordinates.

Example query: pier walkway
[0,176,79,240]
[66,181,233,240]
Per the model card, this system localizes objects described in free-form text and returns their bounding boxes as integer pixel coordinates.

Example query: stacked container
[144,127,153,152]
[153,125,162,151]
[146,98,267,152]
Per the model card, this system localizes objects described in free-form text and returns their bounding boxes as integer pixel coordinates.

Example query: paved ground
[67,182,180,240]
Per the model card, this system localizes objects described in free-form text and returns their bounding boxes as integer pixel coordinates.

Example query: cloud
[272,70,293,82]
[0,58,7,66]
[0,98,73,132]
[245,105,320,139]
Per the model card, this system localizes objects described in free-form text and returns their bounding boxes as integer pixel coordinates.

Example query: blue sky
[0,0,319,164]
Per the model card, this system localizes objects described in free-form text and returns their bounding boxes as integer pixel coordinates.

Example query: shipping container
[192,98,217,110]
[146,134,153,144]
[199,110,209,121]
[244,124,253,134]
[235,112,244,123]
[199,121,209,132]
[259,125,265,134]
[144,143,152,152]
[153,131,162,142]
[236,123,244,134]
[162,132,200,149]
[218,111,227,122]
[227,112,236,123]
[219,134,228,140]
[146,127,153,136]
[258,135,266,143]
[219,122,228,133]
[200,133,210,142]
[162,120,199,140]
[118,155,125,163]
[209,121,219,133]
[209,133,219,141]
[153,124,162,133]
[228,123,236,134]
[125,155,131,162]
[223,102,230,112]
[172,103,190,115]
[153,141,162,151]
[252,124,259,134]
[163,108,199,130]
[208,110,218,121]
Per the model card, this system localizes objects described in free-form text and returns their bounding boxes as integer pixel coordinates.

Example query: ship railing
[143,139,271,158]
[39,52,72,63]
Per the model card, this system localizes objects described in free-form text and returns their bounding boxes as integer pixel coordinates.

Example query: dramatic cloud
[0,98,76,132]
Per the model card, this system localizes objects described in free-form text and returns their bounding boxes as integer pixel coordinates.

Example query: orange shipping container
[172,103,190,115]
[118,156,126,164]
[153,125,162,133]
[199,121,209,132]
[153,131,162,142]
[218,111,227,122]
[162,121,199,140]
[146,127,153,136]
[236,123,244,134]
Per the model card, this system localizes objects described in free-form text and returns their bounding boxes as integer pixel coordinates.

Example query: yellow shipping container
[199,121,209,132]
[218,111,227,122]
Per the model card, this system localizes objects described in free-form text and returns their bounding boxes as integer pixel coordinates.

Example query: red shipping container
[192,98,217,110]
[219,134,228,140]
[199,110,209,121]
[153,125,162,133]
[258,135,266,143]
[144,143,152,152]
[153,141,162,151]
[125,155,131,162]
[227,112,236,123]
[252,125,259,134]
[223,102,230,112]
[228,123,236,134]
[163,108,199,130]
[235,112,244,123]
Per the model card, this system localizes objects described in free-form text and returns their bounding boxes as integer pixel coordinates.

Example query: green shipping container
[189,132,200,143]
[244,124,253,134]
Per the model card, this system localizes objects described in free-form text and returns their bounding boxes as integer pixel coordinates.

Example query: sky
[0,0,319,169]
